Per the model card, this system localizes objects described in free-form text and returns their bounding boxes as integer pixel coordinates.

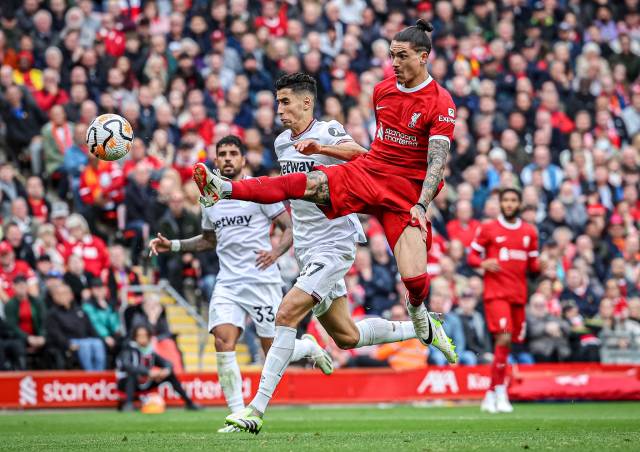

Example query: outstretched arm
[409,138,450,242]
[294,139,367,161]
[148,230,217,255]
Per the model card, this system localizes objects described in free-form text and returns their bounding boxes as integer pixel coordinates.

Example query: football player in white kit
[192,73,450,434]
[150,135,331,432]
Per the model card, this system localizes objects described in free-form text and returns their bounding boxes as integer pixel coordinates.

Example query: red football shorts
[317,157,444,251]
[484,299,526,343]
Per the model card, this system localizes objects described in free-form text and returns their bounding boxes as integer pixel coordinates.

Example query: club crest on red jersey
[409,112,421,129]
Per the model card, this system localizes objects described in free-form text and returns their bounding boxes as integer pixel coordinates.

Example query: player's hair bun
[416,19,434,33]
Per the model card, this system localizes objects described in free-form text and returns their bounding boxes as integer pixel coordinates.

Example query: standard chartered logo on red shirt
[376,123,418,147]
[498,247,528,261]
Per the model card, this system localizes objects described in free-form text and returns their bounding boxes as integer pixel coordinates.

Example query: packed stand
[0,0,639,371]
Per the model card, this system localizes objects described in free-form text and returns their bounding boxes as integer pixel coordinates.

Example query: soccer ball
[86,114,134,161]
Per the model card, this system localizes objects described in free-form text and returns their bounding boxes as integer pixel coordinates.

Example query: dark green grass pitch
[1,402,639,451]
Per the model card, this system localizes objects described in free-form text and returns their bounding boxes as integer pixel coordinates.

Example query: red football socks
[402,273,430,307]
[490,344,510,389]
[230,173,307,203]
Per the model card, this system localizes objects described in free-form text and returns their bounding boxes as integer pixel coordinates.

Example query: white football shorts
[208,282,283,338]
[294,236,357,317]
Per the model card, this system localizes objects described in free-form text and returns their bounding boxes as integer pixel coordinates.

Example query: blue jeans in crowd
[71,338,106,371]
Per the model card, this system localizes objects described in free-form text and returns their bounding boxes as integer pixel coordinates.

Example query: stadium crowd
[0,0,640,372]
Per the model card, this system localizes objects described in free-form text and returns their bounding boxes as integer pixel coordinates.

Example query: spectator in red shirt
[33,68,69,113]
[4,275,47,361]
[254,1,288,37]
[446,200,481,249]
[0,241,39,302]
[172,141,199,184]
[96,13,126,58]
[181,103,214,146]
[26,176,50,223]
[63,214,110,278]
[78,153,125,224]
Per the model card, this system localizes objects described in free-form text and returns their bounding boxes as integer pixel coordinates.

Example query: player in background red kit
[468,188,544,413]
[194,19,457,372]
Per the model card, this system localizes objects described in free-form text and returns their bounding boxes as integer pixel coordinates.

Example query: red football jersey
[366,75,456,179]
[63,235,111,277]
[469,216,540,304]
[0,260,37,298]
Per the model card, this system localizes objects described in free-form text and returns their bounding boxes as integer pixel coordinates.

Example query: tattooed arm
[148,229,217,255]
[410,138,450,242]
[418,138,449,206]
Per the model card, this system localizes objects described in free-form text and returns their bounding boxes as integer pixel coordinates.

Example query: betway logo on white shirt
[202,197,285,285]
[274,119,365,248]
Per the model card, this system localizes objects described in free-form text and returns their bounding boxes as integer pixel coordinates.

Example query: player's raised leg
[317,296,417,349]
[394,225,457,363]
[194,161,332,207]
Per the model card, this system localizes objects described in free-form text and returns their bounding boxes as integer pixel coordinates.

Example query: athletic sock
[401,273,431,307]
[228,173,307,203]
[490,344,510,390]
[216,351,244,413]
[250,326,296,414]
[290,338,316,362]
[355,318,416,347]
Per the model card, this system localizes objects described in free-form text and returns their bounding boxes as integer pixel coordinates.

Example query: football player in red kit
[194,20,457,369]
[468,188,543,413]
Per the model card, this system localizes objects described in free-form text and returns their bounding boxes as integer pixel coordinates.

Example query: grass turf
[1,402,639,451]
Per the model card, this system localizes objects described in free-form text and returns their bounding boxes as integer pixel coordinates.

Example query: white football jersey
[201,197,285,285]
[274,119,366,248]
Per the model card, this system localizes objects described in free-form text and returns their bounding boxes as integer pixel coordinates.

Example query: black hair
[275,72,317,100]
[499,187,523,202]
[133,324,152,341]
[216,135,247,155]
[393,19,434,54]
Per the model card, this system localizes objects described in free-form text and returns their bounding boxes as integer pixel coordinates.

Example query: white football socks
[250,326,296,414]
[216,351,244,413]
[355,318,416,347]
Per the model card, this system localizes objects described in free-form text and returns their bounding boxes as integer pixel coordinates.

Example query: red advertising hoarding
[1,364,638,409]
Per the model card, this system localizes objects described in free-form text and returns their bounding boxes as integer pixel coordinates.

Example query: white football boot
[480,390,497,414]
[217,424,244,433]
[494,384,514,413]
[301,333,334,375]
[405,294,457,363]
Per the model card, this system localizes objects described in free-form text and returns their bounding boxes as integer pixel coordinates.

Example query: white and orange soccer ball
[86,114,134,161]
[141,393,166,414]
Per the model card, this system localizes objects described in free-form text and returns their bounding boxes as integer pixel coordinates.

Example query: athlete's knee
[214,336,235,352]
[333,332,359,350]
[213,333,236,352]
[274,302,299,327]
